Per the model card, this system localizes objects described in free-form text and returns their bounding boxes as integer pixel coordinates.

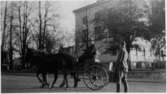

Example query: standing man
[114,41,129,92]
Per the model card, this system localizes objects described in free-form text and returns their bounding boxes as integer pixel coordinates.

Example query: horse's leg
[59,72,66,88]
[73,72,79,88]
[42,73,49,87]
[116,71,121,92]
[64,72,68,88]
[121,73,128,92]
[36,72,45,88]
[49,72,58,88]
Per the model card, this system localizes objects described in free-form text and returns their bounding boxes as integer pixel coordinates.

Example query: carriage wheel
[83,64,109,90]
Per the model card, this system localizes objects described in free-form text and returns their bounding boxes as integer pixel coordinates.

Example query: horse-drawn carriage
[71,39,119,90]
[26,39,119,91]
[57,44,111,90]
[78,61,110,90]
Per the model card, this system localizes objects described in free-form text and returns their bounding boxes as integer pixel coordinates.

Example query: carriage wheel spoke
[83,65,109,90]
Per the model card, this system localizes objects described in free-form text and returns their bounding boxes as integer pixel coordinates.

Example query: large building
[73,0,150,62]
[73,0,166,70]
[74,0,149,45]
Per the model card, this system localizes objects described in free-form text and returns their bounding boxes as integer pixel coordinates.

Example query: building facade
[73,0,150,63]
[74,0,166,70]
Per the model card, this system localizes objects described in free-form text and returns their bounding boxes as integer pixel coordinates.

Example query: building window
[95,26,101,32]
[95,26,105,40]
[83,16,88,25]
[82,29,88,44]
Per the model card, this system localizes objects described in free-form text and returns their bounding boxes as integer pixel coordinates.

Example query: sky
[57,0,96,32]
[56,0,152,47]
[54,0,97,46]
[57,0,151,32]
[0,0,96,47]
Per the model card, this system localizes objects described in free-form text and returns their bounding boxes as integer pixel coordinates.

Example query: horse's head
[58,45,64,54]
[25,48,37,63]
[84,44,96,56]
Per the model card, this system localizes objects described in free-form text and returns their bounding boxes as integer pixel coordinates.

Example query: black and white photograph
[0,0,166,93]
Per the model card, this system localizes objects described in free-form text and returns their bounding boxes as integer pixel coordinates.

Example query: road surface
[1,74,166,93]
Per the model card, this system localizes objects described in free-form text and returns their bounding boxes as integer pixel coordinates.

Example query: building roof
[73,0,111,13]
[73,0,150,14]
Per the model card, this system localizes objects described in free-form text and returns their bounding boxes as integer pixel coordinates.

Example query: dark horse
[25,48,79,88]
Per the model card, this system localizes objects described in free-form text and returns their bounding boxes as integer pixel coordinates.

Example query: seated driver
[79,42,96,63]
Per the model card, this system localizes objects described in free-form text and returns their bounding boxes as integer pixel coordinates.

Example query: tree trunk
[22,2,29,68]
[9,10,14,70]
[18,5,22,55]
[18,4,24,68]
[17,2,30,68]
[1,1,8,64]
[43,3,48,50]
[38,1,42,50]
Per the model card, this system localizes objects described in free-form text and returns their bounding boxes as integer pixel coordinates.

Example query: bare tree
[1,1,59,70]
[1,1,8,51]
[8,2,15,70]
[22,2,29,64]
[38,1,43,50]
[36,1,59,52]
[1,1,8,64]
[15,1,33,67]
[43,2,49,50]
